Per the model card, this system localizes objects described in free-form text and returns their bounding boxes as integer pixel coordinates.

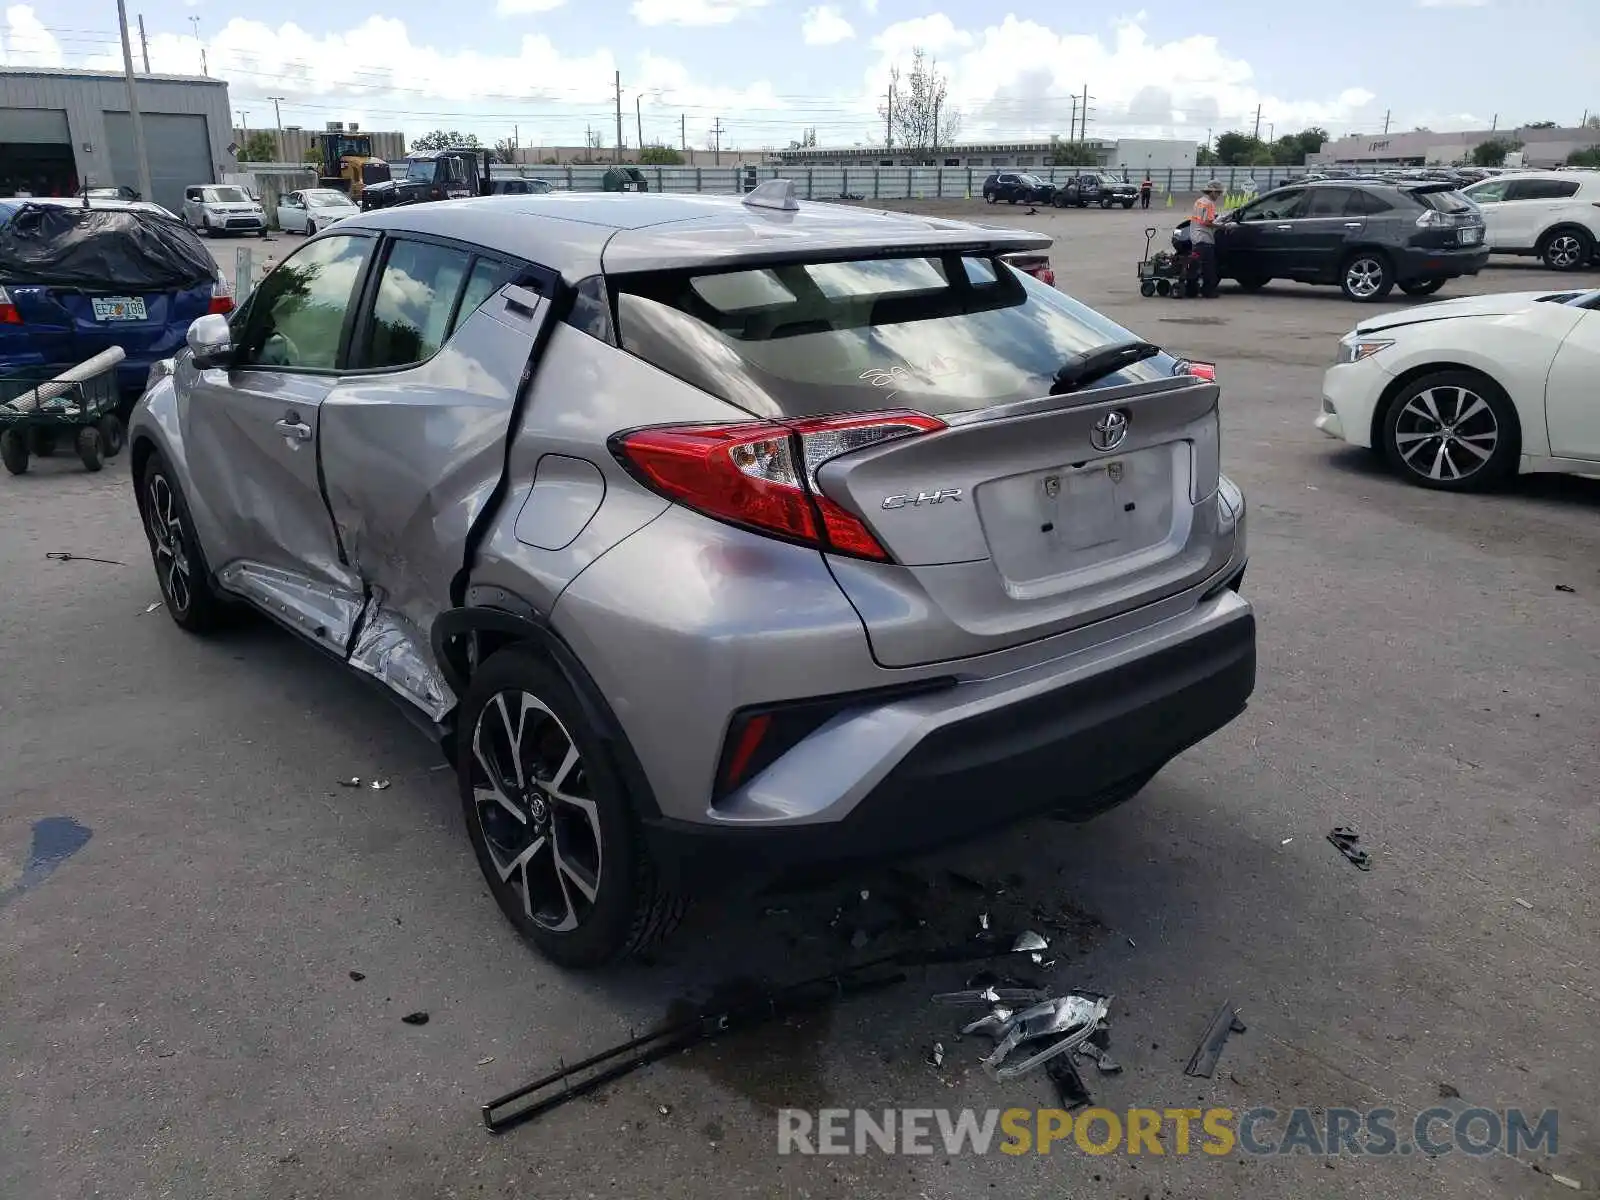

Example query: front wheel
[1539,227,1593,272]
[984,193,997,205]
[1341,251,1393,302]
[1122,199,1135,209]
[1235,274,1271,293]
[98,415,126,457]
[1381,370,1518,492]
[1006,196,1017,205]
[75,426,104,472]
[458,648,686,967]
[140,454,225,631]
[1140,280,1157,297]
[0,429,28,475]
[1399,278,1446,297]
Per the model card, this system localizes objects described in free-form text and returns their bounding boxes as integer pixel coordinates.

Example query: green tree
[1525,121,1557,129]
[1567,146,1600,168]
[1196,144,1218,167]
[1051,140,1096,165]
[492,137,518,164]
[789,127,818,150]
[638,144,684,165]
[302,144,324,165]
[1214,131,1269,165]
[882,48,961,152]
[1472,138,1522,167]
[410,130,480,152]
[236,130,279,162]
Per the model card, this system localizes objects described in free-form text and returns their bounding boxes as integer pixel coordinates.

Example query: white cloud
[861,0,878,12]
[0,5,64,68]
[495,0,568,13]
[864,15,1386,144]
[630,0,767,26]
[802,5,854,45]
[1417,0,1490,6]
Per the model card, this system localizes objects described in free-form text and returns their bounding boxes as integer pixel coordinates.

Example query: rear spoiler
[1399,181,1462,195]
[604,224,1052,275]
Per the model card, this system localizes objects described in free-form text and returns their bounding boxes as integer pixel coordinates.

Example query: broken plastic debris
[1281,837,1294,845]
[990,995,1112,1080]
[338,777,362,788]
[1076,1043,1122,1074]
[144,601,162,613]
[961,1008,1015,1037]
[478,1056,495,1066]
[926,1041,945,1068]
[401,1012,430,1026]
[1012,931,1049,953]
[1327,826,1371,871]
[1513,897,1533,910]
[859,889,870,901]
[1555,584,1575,594]
[349,970,366,982]
[978,912,990,933]
[1550,1173,1580,1190]
[932,986,1049,1007]
[658,1105,671,1117]
[370,779,391,791]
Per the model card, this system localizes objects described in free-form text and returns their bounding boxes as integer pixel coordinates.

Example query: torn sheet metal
[1011,931,1049,954]
[932,986,1051,1007]
[1184,1000,1246,1078]
[217,562,363,650]
[348,594,456,722]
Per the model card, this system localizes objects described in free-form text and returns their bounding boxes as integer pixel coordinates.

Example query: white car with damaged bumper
[1318,288,1600,490]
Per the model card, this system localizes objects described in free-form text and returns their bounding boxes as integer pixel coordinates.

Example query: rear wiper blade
[1050,340,1162,395]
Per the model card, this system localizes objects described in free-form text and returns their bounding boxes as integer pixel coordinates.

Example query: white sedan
[276,188,360,235]
[1318,288,1600,490]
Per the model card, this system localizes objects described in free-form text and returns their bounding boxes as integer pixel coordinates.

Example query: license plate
[1459,227,1482,246]
[92,296,146,321]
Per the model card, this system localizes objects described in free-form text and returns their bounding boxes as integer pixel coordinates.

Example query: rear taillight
[612,410,945,562]
[1174,359,1217,382]
[208,278,234,316]
[1038,267,1056,286]
[0,285,20,325]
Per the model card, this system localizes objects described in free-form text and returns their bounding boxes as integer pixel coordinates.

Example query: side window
[1466,180,1509,204]
[455,257,517,327]
[1304,187,1355,217]
[1516,179,1580,201]
[362,238,475,370]
[238,234,373,371]
[1240,189,1307,221]
[1346,190,1393,216]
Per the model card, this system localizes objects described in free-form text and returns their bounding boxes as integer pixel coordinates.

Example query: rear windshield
[205,187,249,203]
[612,254,1178,420]
[1414,188,1473,213]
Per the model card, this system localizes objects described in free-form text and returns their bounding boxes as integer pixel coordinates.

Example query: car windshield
[305,191,349,207]
[1097,174,1124,183]
[204,187,250,204]
[612,253,1178,420]
[405,161,435,182]
[1018,174,1045,185]
[1414,188,1473,213]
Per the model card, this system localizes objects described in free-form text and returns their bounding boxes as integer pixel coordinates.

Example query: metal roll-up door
[0,108,70,143]
[103,111,213,215]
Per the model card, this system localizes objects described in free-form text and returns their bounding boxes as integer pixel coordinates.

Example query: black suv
[1056,172,1139,208]
[982,172,1055,205]
[1173,180,1488,301]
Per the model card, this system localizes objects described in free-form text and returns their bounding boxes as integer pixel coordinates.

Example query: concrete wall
[1323,125,1600,167]
[0,68,233,200]
[1111,138,1198,172]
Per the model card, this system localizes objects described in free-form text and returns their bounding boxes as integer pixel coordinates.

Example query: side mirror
[187,313,234,369]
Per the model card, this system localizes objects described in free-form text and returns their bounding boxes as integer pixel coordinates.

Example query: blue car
[0,198,233,405]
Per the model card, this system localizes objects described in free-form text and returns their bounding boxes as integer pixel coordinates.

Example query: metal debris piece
[370,779,391,791]
[1555,584,1575,594]
[1184,1001,1246,1078]
[992,996,1111,1080]
[1326,826,1371,871]
[1550,1173,1580,1190]
[1046,1052,1092,1110]
[1126,936,1136,948]
[961,1008,1015,1036]
[658,1105,671,1117]
[926,1041,945,1068]
[932,986,1050,1007]
[1281,837,1294,845]
[349,970,366,982]
[478,1056,495,1066]
[402,1012,430,1026]
[45,551,125,566]
[338,777,362,788]
[482,961,905,1134]
[978,912,990,933]
[144,601,162,613]
[1076,1043,1122,1074]
[1513,897,1533,910]
[1012,931,1049,953]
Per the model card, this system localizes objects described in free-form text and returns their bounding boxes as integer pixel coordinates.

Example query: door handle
[1275,224,1293,231]
[1344,222,1363,229]
[274,418,313,442]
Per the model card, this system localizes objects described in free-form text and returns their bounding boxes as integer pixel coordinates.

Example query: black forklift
[360,147,493,211]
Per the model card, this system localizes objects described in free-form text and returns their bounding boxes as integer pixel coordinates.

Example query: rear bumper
[643,589,1255,886]
[1394,243,1490,281]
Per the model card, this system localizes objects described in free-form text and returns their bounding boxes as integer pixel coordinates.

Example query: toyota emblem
[1091,409,1130,452]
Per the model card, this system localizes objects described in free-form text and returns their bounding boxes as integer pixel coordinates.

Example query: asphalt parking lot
[2,202,1597,1200]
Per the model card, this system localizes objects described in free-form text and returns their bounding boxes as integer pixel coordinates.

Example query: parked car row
[981,171,1142,209]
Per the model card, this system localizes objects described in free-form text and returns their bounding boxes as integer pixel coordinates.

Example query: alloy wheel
[470,690,603,934]
[1345,257,1385,299]
[1545,234,1584,270]
[145,473,193,613]
[1393,385,1499,483]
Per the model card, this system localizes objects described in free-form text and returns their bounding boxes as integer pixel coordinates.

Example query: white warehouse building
[0,66,235,215]
[772,137,1197,171]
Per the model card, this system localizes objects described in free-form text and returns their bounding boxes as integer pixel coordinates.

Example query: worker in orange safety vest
[1189,180,1224,298]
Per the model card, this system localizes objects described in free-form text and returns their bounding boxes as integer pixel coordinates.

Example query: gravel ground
[1,201,1597,1200]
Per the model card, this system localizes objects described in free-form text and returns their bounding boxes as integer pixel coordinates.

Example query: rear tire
[458,647,686,967]
[1340,251,1393,302]
[985,193,997,205]
[139,452,225,631]
[1007,196,1017,205]
[1234,274,1270,293]
[1399,278,1446,297]
[1122,199,1135,209]
[0,429,28,475]
[1538,226,1593,272]
[98,415,126,457]
[75,426,104,472]
[1140,280,1157,297]
[1381,369,1518,492]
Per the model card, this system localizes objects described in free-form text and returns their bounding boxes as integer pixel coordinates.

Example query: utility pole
[188,15,207,76]
[681,113,686,152]
[1080,85,1093,144]
[1490,112,1498,131]
[1382,109,1391,134]
[711,117,724,165]
[1069,94,1079,144]
[136,14,150,72]
[1252,103,1262,141]
[636,94,643,152]
[932,97,941,154]
[884,81,894,149]
[116,0,153,204]
[614,70,623,163]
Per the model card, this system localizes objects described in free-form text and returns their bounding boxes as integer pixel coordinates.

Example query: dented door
[316,241,556,719]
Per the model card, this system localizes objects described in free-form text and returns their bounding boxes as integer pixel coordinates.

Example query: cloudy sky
[1,0,1594,151]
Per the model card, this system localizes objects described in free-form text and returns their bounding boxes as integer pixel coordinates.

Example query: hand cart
[0,353,127,476]
[1136,226,1200,299]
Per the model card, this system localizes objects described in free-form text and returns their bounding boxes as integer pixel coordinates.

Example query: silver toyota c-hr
[130,182,1255,967]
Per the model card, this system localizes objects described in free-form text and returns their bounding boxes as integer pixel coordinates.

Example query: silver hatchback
[129,183,1255,966]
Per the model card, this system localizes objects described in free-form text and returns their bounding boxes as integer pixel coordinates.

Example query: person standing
[1190,180,1224,298]
[1140,173,1153,209]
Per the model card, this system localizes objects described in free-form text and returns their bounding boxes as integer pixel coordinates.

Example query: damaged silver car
[129,181,1255,967]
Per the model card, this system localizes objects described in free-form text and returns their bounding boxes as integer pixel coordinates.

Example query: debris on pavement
[45,551,125,566]
[338,777,362,788]
[1046,1052,1093,1109]
[1438,1083,1460,1099]
[478,1056,495,1066]
[349,970,366,981]
[143,601,162,613]
[1281,837,1294,845]
[1184,1000,1246,1078]
[402,1012,430,1025]
[1011,931,1048,954]
[1076,1042,1122,1074]
[978,912,990,933]
[988,995,1111,1081]
[933,985,1050,1007]
[1327,826,1372,871]
[927,1041,946,1069]
[370,779,391,791]
[850,929,870,949]
[1513,897,1534,910]
[658,1105,671,1117]
[481,959,906,1134]
[1550,1173,1580,1190]
[1555,584,1575,594]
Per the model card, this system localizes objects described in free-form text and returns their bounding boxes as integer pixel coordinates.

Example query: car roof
[0,195,174,218]
[339,192,1052,279]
